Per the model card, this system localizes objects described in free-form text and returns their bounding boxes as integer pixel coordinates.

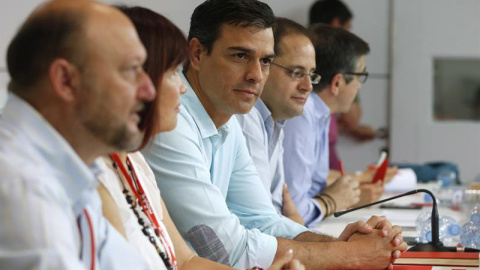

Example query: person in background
[236,17,359,226]
[282,24,385,227]
[142,0,406,269]
[309,0,378,171]
[0,0,156,268]
[96,6,304,270]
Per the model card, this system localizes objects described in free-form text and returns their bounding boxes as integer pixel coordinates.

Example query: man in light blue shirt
[283,24,384,227]
[0,1,155,269]
[143,1,406,269]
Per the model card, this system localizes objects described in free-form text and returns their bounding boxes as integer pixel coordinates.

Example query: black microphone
[334,189,478,252]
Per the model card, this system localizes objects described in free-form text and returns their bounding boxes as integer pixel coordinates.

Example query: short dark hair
[309,0,353,26]
[308,23,369,92]
[117,6,188,150]
[188,0,275,54]
[6,8,85,92]
[274,17,312,56]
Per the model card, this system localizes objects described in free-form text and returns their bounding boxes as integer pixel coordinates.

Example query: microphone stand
[334,189,478,252]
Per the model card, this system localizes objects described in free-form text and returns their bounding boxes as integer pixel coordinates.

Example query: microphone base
[408,243,479,252]
[408,243,456,252]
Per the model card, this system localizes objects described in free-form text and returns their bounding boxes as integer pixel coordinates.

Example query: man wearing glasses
[237,18,360,227]
[282,23,379,228]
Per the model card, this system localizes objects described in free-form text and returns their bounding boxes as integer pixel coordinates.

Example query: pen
[339,160,344,176]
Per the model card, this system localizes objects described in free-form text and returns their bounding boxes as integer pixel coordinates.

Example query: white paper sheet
[385,168,417,193]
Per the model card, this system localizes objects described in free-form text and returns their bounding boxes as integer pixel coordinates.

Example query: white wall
[336,0,391,171]
[391,0,480,182]
[101,0,318,37]
[0,0,44,111]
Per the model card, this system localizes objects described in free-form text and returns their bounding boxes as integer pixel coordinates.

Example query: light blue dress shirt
[282,93,331,228]
[0,93,147,270]
[236,99,286,214]
[142,73,308,269]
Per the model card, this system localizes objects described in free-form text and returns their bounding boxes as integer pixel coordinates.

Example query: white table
[313,183,468,244]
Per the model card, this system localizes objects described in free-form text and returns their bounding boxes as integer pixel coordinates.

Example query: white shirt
[235,99,286,214]
[0,93,147,270]
[97,152,175,270]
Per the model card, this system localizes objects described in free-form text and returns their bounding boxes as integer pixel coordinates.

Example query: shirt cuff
[304,199,324,228]
[255,233,277,268]
[232,231,277,269]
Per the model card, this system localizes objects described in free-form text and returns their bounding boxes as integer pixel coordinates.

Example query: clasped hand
[338,215,408,270]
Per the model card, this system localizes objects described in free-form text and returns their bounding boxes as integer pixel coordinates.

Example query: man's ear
[188,38,205,71]
[48,58,79,102]
[329,73,343,96]
[331,17,343,28]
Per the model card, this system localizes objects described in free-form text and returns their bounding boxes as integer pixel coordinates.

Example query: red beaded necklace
[109,153,177,270]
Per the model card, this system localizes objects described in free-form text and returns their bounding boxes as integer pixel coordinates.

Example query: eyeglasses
[343,71,369,83]
[270,62,321,85]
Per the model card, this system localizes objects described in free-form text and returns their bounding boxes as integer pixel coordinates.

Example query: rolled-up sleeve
[143,109,307,268]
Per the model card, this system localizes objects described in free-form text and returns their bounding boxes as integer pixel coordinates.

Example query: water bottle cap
[448,224,461,236]
[426,231,432,242]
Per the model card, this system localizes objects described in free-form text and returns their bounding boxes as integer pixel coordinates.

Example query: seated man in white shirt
[142,0,407,269]
[0,0,156,269]
[236,17,363,227]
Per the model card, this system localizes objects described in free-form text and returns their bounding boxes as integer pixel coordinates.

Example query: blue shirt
[236,99,286,214]
[0,94,147,270]
[142,73,308,269]
[282,93,331,228]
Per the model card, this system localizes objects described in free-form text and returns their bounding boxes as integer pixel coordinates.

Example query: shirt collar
[254,99,286,136]
[4,93,99,212]
[180,72,231,140]
[311,93,331,121]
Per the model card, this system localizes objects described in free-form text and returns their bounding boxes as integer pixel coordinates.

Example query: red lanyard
[77,209,95,270]
[110,153,177,269]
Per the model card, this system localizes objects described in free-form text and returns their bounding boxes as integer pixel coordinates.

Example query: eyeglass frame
[343,71,369,83]
[270,62,321,85]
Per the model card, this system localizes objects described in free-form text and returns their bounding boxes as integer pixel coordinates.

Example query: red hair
[118,6,188,150]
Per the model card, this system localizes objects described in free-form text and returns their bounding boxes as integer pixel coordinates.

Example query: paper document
[385,168,417,193]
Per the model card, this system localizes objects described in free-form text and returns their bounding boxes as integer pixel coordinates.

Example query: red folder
[394,251,479,267]
[371,158,389,183]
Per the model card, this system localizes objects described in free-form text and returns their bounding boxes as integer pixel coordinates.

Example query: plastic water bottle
[436,216,461,246]
[416,212,460,245]
[460,221,480,249]
[469,203,480,225]
[437,169,455,188]
[424,215,461,245]
[435,169,456,206]
[416,211,432,243]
